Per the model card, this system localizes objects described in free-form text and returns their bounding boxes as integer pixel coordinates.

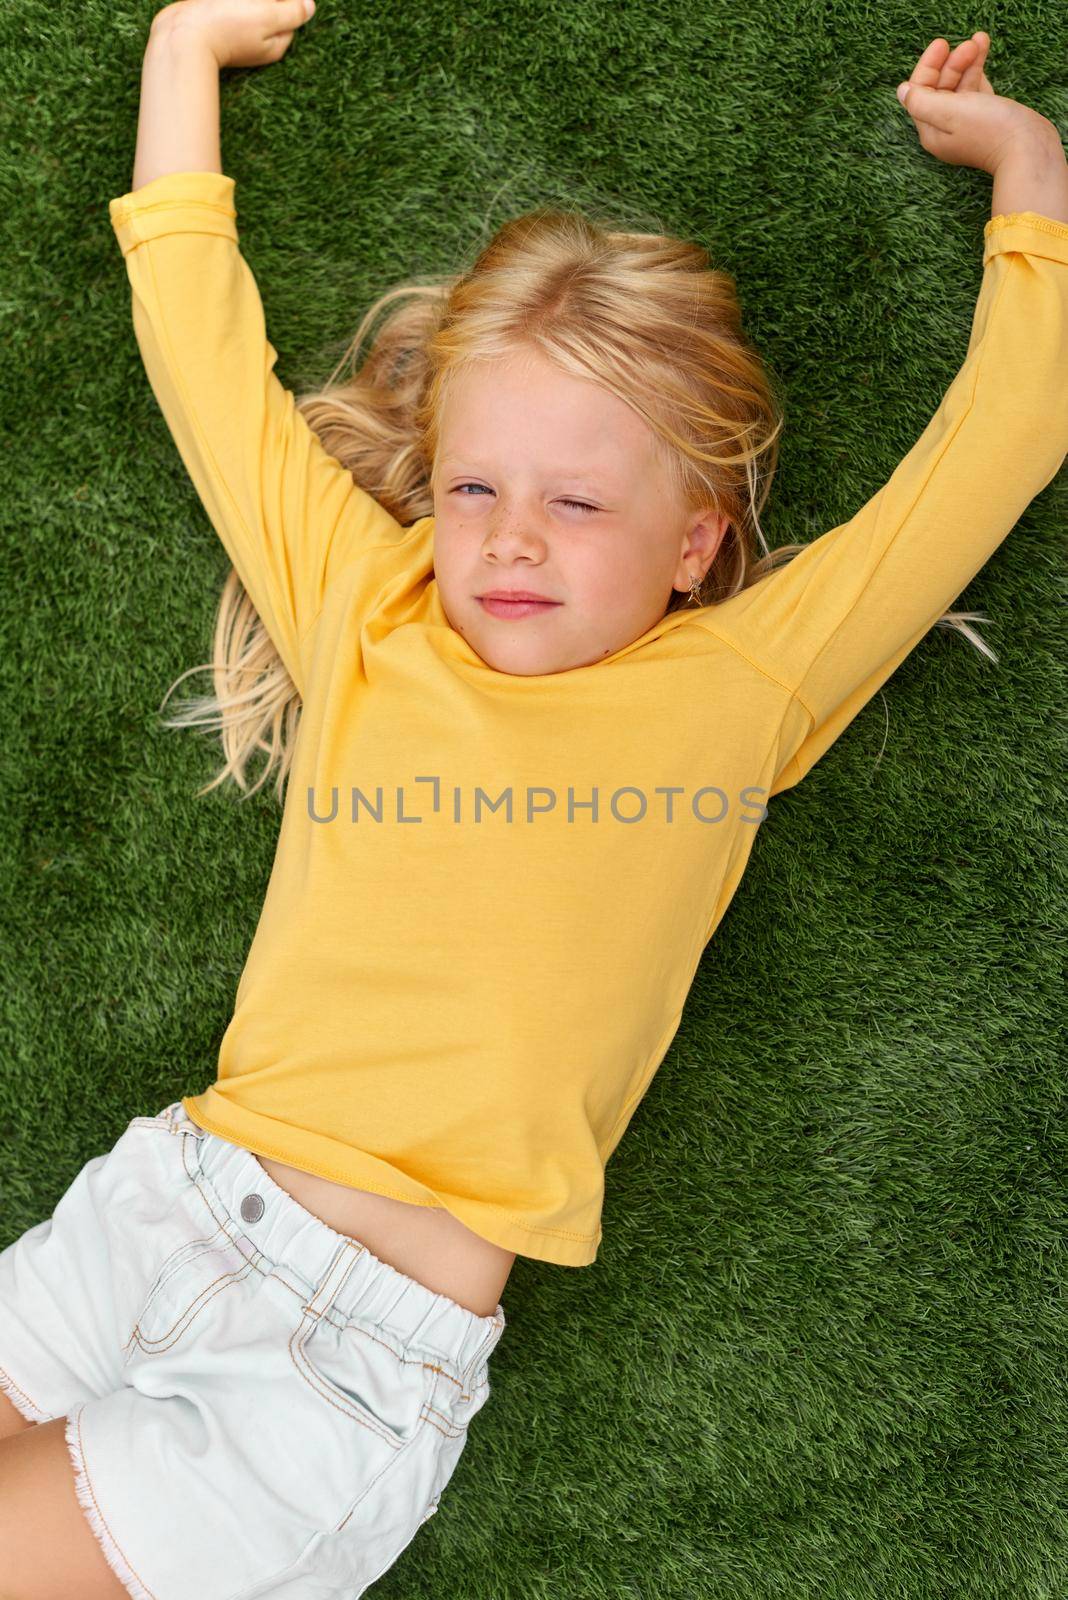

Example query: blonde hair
[160,203,994,803]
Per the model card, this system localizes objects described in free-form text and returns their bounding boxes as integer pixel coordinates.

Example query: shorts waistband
[156,1101,506,1389]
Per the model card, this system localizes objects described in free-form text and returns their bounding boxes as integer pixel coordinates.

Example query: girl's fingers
[898,32,992,114]
[898,39,951,115]
[267,0,314,35]
[957,31,991,92]
[937,38,979,89]
[910,37,952,88]
[896,82,957,133]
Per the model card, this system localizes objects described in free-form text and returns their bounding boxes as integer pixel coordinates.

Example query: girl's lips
[478,597,562,620]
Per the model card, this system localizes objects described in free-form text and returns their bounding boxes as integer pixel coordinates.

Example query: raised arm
[705,90,1068,794]
[111,4,416,695]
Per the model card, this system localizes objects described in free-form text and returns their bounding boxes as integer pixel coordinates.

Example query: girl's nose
[483,521,546,558]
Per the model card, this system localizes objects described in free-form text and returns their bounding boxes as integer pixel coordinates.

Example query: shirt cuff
[983,210,1068,268]
[108,169,237,257]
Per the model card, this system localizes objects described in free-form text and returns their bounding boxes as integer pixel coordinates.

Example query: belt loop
[303,1238,363,1319]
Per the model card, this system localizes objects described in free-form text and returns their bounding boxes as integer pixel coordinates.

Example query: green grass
[2,2,1067,1595]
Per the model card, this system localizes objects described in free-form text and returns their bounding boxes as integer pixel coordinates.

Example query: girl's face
[430,348,729,676]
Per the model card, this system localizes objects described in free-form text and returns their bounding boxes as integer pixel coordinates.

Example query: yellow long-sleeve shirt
[109,170,1068,1265]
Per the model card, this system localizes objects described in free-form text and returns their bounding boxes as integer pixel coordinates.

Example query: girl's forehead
[438,364,657,463]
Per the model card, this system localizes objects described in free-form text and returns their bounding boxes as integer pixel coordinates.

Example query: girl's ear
[686,509,731,573]
[672,510,730,596]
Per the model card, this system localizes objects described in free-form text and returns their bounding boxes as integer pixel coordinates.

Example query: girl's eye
[452,484,599,515]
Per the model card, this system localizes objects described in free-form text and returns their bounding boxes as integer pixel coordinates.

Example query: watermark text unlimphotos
[307,778,769,826]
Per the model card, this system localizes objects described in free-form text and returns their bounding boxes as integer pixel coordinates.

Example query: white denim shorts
[0,1100,507,1600]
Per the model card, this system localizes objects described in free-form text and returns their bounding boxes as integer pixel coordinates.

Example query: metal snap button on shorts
[0,1101,507,1599]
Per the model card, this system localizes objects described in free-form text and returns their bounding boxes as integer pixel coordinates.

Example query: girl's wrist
[150,1,224,68]
[150,2,196,43]
[991,123,1068,225]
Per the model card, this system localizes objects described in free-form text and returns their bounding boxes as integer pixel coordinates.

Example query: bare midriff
[252,1154,516,1318]
[183,1110,516,1317]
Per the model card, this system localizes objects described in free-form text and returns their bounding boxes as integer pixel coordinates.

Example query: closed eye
[451,483,600,515]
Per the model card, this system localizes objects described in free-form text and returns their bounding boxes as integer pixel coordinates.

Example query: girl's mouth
[477,598,562,620]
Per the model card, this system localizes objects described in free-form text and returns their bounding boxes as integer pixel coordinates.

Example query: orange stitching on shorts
[182,1139,269,1265]
[0,1363,48,1421]
[132,1224,231,1323]
[124,1254,263,1356]
[75,1404,162,1599]
[317,1306,433,1371]
[421,1362,477,1402]
[425,1403,465,1437]
[287,1314,406,1446]
[333,1436,422,1532]
[301,1306,477,1398]
[422,1410,464,1440]
[341,1318,417,1371]
[298,1305,480,1393]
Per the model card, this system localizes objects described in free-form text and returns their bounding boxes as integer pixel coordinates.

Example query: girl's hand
[156,0,316,71]
[896,33,1055,174]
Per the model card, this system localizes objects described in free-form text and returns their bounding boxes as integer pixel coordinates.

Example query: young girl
[1,6,1066,1596]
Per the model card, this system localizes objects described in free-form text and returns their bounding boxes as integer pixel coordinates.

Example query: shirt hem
[181,1092,602,1268]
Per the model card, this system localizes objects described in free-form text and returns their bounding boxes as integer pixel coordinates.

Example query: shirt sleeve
[108,169,417,695]
[705,210,1068,795]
